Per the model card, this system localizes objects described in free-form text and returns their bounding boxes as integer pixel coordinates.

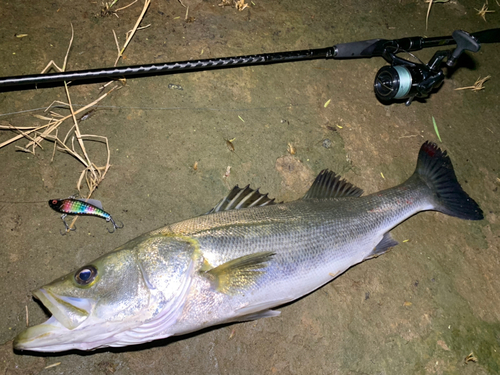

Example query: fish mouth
[14,288,95,352]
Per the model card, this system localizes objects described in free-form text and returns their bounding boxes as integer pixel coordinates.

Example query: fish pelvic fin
[231,309,281,323]
[303,170,363,200]
[365,232,399,260]
[204,251,275,295]
[413,141,483,220]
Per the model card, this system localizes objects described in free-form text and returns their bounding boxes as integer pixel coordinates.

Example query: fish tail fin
[414,141,483,220]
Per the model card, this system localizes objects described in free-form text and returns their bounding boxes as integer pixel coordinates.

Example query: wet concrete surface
[1,0,500,373]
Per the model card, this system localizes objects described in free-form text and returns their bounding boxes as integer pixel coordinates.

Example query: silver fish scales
[14,141,482,352]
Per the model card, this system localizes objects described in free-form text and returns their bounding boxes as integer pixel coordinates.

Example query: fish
[48,198,123,234]
[14,141,483,352]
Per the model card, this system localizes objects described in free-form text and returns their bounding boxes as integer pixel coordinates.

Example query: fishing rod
[1,28,499,105]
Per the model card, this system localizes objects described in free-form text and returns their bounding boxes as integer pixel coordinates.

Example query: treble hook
[60,214,77,236]
[106,217,124,233]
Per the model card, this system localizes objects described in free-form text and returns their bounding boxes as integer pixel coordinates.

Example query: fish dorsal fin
[204,251,275,295]
[205,185,277,215]
[302,169,363,199]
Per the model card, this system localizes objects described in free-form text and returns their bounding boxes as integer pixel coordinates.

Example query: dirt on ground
[1,0,499,374]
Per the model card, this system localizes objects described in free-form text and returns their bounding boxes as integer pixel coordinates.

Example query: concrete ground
[1,0,499,373]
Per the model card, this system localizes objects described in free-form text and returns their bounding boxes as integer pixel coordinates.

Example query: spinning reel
[0,27,498,106]
[373,30,481,105]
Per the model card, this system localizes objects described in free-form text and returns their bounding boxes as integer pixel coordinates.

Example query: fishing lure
[49,198,123,234]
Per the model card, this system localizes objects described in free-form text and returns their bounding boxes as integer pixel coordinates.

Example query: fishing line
[0,103,307,119]
[0,200,47,204]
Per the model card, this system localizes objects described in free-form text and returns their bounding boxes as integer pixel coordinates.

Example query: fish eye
[75,265,97,286]
[51,199,58,205]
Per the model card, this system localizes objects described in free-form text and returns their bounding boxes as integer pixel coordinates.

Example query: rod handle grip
[334,39,384,58]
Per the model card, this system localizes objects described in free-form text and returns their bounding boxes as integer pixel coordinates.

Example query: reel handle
[446,30,480,67]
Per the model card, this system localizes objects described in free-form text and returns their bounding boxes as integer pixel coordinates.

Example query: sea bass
[14,142,483,352]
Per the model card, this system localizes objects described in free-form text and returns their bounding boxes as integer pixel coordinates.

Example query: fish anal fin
[204,252,275,295]
[303,170,363,200]
[365,232,398,260]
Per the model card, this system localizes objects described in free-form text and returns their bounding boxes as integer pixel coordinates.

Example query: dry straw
[1,1,153,232]
[0,25,117,232]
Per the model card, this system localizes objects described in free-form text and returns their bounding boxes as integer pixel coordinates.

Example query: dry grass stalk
[51,128,59,162]
[425,0,450,31]
[426,0,433,30]
[476,1,495,21]
[11,123,44,151]
[0,122,53,149]
[115,0,138,12]
[465,352,478,363]
[235,0,249,11]
[218,0,249,10]
[41,24,74,75]
[0,25,119,233]
[455,76,491,92]
[44,363,61,370]
[113,0,151,66]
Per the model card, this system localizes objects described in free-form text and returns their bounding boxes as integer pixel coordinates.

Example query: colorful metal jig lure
[49,198,123,234]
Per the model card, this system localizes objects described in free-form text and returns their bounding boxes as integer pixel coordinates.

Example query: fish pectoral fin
[204,251,275,295]
[365,232,398,260]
